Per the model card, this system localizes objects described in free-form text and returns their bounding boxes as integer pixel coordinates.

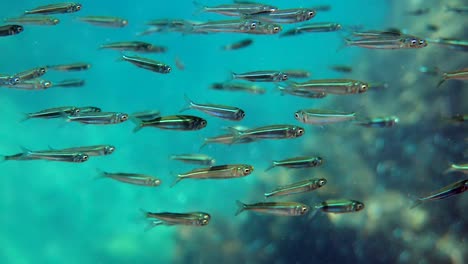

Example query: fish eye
[273,26,280,33]
[53,19,60,24]
[121,114,128,121]
[166,66,171,73]
[13,77,20,83]
[44,81,52,88]
[240,112,245,118]
[82,155,89,161]
[319,179,327,186]
[294,113,300,119]
[75,108,81,114]
[17,26,23,33]
[243,168,250,174]
[411,39,417,45]
[360,84,368,92]
[356,203,364,210]
[297,128,304,135]
[301,206,308,213]
[308,11,315,18]
[282,74,288,80]
[40,68,46,74]
[202,219,208,225]
[250,22,257,29]
[122,20,128,26]
[419,40,426,46]
[75,5,82,11]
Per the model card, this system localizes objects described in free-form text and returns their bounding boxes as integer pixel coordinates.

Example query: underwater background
[0,0,467,263]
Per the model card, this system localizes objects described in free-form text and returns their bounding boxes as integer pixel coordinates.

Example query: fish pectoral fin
[409,197,423,209]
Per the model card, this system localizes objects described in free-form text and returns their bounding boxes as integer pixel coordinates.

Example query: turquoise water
[1,1,467,264]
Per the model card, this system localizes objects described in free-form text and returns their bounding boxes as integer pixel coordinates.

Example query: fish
[170,154,215,166]
[406,8,430,16]
[97,170,161,186]
[181,95,245,121]
[5,79,52,90]
[132,115,207,132]
[0,75,20,86]
[228,125,305,142]
[330,65,353,73]
[265,156,323,171]
[411,179,468,208]
[446,114,468,123]
[437,68,468,87]
[264,178,327,198]
[235,201,309,216]
[282,70,311,79]
[46,63,91,71]
[4,16,60,26]
[197,3,277,16]
[445,5,468,14]
[2,148,88,163]
[353,116,399,128]
[51,145,115,156]
[25,3,82,15]
[418,66,440,76]
[232,71,288,82]
[100,41,166,53]
[189,19,259,34]
[22,106,80,121]
[52,79,86,88]
[311,199,365,216]
[444,163,468,175]
[222,38,253,50]
[245,8,316,24]
[130,110,161,121]
[278,85,328,99]
[295,109,357,125]
[66,112,128,124]
[15,67,47,81]
[285,79,369,94]
[143,211,210,229]
[172,164,253,186]
[142,19,190,34]
[78,16,128,28]
[121,55,171,74]
[280,22,342,37]
[78,106,101,113]
[345,33,427,49]
[175,56,185,70]
[0,25,23,37]
[200,133,256,149]
[211,82,266,94]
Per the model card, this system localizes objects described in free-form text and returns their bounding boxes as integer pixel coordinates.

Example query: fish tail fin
[337,38,351,52]
[264,192,272,198]
[199,139,208,150]
[443,164,455,174]
[0,155,6,163]
[409,195,423,209]
[235,200,247,216]
[192,0,206,16]
[231,71,238,80]
[436,74,447,88]
[264,163,275,172]
[307,207,320,220]
[93,168,108,180]
[170,175,184,188]
[131,117,144,133]
[180,94,193,113]
[19,113,31,122]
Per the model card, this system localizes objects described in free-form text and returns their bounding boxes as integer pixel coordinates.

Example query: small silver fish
[181,95,245,121]
[78,16,128,28]
[287,79,368,94]
[143,211,210,229]
[78,106,101,113]
[345,32,427,49]
[265,178,327,198]
[229,125,305,142]
[100,41,166,53]
[67,112,128,124]
[281,22,341,37]
[245,8,316,24]
[232,71,288,82]
[5,79,52,90]
[52,145,115,156]
[277,85,327,99]
[411,179,468,208]
[312,199,365,215]
[354,116,399,128]
[130,110,161,121]
[170,154,215,166]
[437,68,468,87]
[47,63,91,71]
[295,109,356,125]
[222,38,253,50]
[23,106,80,121]
[121,55,171,74]
[97,170,161,186]
[282,70,311,79]
[211,82,266,94]
[200,133,256,149]
[15,67,47,81]
[25,3,82,15]
[173,164,253,186]
[199,3,277,16]
[2,149,88,163]
[4,16,60,26]
[52,79,85,88]
[132,115,207,132]
[0,25,23,37]
[189,19,259,34]
[235,201,309,216]
[444,163,468,174]
[265,156,323,171]
[0,75,20,86]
